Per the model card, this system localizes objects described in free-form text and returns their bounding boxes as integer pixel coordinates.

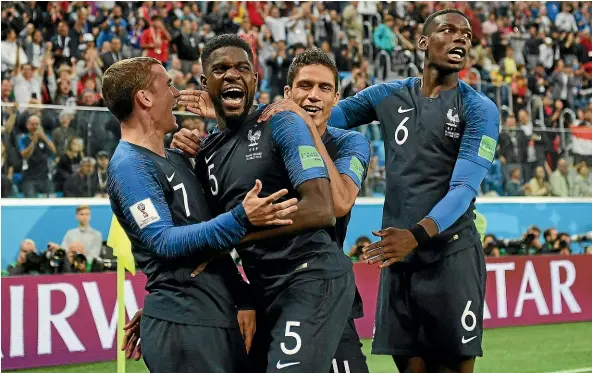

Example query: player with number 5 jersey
[320,9,497,373]
[190,35,355,373]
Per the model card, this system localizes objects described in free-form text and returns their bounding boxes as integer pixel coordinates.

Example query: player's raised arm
[241,111,336,242]
[328,80,406,129]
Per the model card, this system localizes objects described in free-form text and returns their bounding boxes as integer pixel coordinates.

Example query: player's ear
[200,74,207,91]
[418,34,428,53]
[332,90,340,106]
[136,89,153,108]
[253,71,259,88]
[283,85,291,99]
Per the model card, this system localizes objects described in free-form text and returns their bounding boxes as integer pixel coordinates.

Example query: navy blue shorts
[140,314,250,373]
[372,245,486,359]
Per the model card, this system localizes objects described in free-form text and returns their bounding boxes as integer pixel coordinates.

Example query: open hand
[237,309,256,353]
[121,309,142,360]
[242,180,298,227]
[178,89,216,119]
[360,228,418,268]
[171,128,201,157]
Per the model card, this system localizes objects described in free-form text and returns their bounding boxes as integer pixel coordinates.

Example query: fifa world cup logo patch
[138,203,149,218]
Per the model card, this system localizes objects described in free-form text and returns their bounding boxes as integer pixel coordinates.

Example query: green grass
[15,322,592,373]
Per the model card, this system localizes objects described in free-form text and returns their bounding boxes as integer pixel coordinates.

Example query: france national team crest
[246,128,263,161]
[445,108,460,139]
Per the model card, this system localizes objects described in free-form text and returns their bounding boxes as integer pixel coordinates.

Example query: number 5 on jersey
[208,164,218,196]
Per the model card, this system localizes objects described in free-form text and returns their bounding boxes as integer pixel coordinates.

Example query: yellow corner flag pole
[107,215,136,373]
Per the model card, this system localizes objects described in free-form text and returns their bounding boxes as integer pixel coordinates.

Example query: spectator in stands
[95,151,109,197]
[267,39,291,98]
[1,27,27,72]
[499,114,528,183]
[526,166,551,196]
[571,162,592,197]
[506,167,528,196]
[140,15,171,65]
[286,6,311,47]
[518,109,548,181]
[258,91,271,105]
[63,156,98,198]
[100,37,126,72]
[542,228,558,253]
[61,205,102,263]
[50,21,75,67]
[538,37,555,73]
[550,158,571,196]
[172,20,200,74]
[342,1,363,43]
[18,115,56,197]
[550,59,576,108]
[528,64,549,96]
[373,14,397,54]
[76,46,103,95]
[1,142,14,197]
[51,110,76,155]
[54,137,84,193]
[72,90,117,156]
[555,3,578,33]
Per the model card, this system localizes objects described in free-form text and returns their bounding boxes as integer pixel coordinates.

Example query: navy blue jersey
[330,78,499,263]
[322,126,370,319]
[195,108,353,293]
[107,141,252,327]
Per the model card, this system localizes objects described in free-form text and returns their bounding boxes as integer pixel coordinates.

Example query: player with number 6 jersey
[320,9,497,373]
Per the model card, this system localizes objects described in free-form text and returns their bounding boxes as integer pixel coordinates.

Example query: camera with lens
[91,257,118,272]
[571,232,592,243]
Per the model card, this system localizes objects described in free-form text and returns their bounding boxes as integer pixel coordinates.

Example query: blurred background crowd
[1,0,592,199]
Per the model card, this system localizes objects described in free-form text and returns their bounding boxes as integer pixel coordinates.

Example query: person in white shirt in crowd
[1,28,27,73]
[571,162,592,197]
[555,3,578,33]
[61,205,103,263]
[550,158,571,197]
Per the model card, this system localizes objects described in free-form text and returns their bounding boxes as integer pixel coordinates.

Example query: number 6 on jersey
[395,117,409,145]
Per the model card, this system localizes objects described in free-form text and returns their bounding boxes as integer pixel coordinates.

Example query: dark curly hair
[423,9,469,36]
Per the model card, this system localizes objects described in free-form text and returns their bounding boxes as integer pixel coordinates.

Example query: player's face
[202,47,258,127]
[148,64,180,133]
[420,13,472,72]
[284,64,339,128]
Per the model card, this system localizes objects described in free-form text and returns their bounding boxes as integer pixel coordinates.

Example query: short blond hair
[102,57,162,121]
[76,205,90,213]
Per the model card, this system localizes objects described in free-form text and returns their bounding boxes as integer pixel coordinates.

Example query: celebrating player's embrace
[107,7,499,373]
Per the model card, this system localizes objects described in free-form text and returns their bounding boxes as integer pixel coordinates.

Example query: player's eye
[239,66,250,72]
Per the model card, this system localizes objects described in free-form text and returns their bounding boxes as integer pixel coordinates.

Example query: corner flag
[107,215,136,373]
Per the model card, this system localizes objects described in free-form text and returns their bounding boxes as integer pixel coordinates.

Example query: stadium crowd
[1,1,592,198]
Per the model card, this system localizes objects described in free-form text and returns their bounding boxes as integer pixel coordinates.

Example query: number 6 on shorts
[281,321,302,355]
[461,300,476,332]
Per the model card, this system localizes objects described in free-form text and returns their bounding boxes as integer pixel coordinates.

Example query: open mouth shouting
[221,86,246,110]
[447,47,467,62]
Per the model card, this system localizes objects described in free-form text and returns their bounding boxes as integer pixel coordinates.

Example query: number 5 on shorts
[281,321,302,355]
[461,301,476,332]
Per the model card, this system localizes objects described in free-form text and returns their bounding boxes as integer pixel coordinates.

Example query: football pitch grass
[15,322,592,373]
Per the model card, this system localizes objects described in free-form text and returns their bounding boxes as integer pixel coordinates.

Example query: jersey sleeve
[458,88,500,170]
[270,111,329,189]
[332,129,371,189]
[107,146,250,260]
[425,88,500,233]
[329,79,405,129]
